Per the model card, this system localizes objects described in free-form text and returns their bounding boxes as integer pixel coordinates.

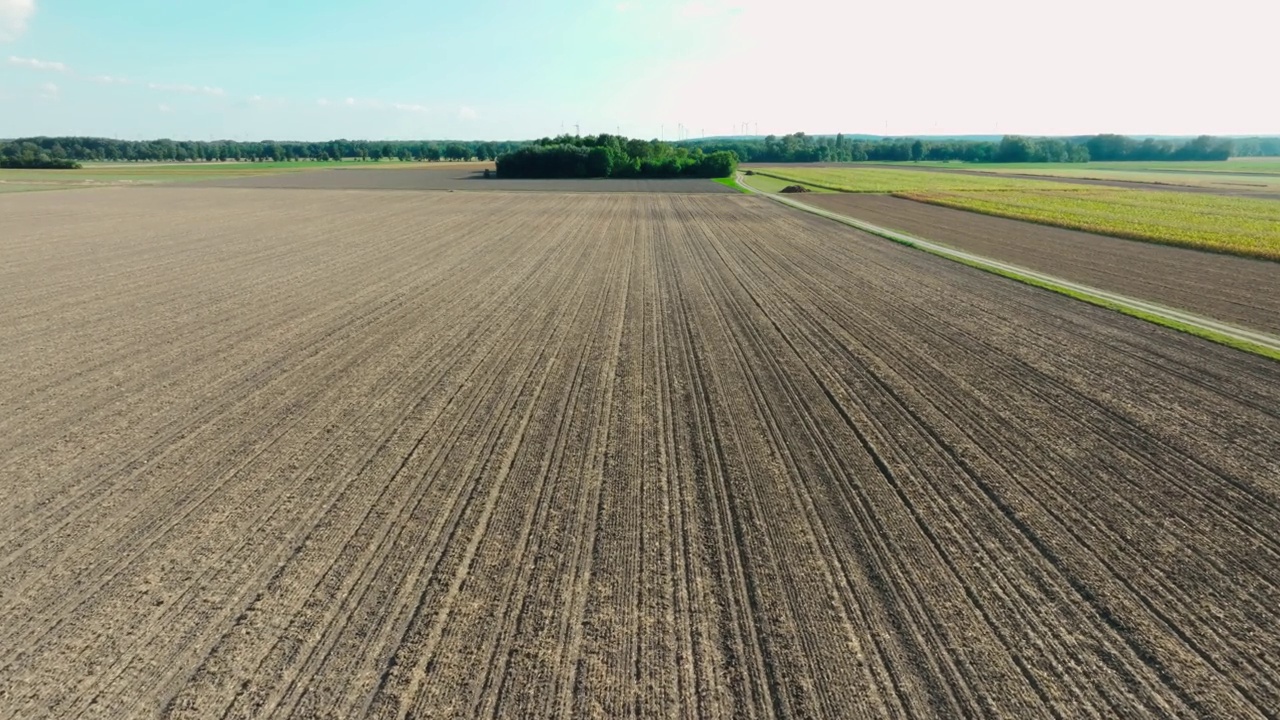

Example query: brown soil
[2,187,1278,718]
[798,193,1280,335]
[199,168,735,193]
[779,185,811,193]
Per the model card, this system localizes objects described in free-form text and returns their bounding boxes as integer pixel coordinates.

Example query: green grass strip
[714,176,752,194]
[944,256,1280,362]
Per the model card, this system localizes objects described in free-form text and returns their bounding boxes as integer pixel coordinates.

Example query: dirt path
[1,188,1277,718]
[794,193,1280,335]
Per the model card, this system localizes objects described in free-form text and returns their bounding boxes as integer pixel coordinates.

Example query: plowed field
[795,193,1280,334]
[198,168,734,193]
[2,187,1278,719]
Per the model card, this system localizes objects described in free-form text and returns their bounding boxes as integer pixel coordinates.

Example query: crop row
[900,188,1280,260]
[754,167,1088,193]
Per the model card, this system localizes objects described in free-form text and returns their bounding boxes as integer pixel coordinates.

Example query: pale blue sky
[1,0,1273,140]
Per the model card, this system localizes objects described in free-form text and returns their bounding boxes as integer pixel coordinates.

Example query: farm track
[1,188,1278,718]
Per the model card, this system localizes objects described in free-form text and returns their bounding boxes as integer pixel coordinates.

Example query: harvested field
[198,167,734,193]
[797,193,1280,335]
[2,187,1279,719]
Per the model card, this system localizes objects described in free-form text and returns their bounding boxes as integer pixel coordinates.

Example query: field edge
[738,174,1280,363]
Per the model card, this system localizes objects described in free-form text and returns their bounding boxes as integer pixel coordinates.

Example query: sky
[0,0,1274,141]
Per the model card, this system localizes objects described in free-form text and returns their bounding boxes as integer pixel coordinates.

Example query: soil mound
[779,185,811,194]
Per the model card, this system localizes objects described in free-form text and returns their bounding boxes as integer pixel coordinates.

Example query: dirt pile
[779,184,811,193]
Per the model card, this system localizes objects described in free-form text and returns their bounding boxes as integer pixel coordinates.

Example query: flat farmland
[752,163,1280,199]
[199,167,734,193]
[796,193,1280,334]
[751,166,1280,259]
[2,187,1279,719]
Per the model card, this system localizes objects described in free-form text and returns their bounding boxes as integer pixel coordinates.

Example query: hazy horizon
[2,0,1274,142]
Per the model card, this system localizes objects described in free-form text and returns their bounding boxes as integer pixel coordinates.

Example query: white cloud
[0,0,35,42]
[247,94,287,108]
[90,74,133,85]
[338,97,388,110]
[148,82,225,97]
[614,2,636,12]
[8,55,67,72]
[324,95,431,114]
[37,80,57,100]
[458,105,478,120]
[393,102,429,114]
[158,103,172,113]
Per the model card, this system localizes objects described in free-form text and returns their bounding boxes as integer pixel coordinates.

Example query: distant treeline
[0,155,81,169]
[5,133,1276,170]
[497,134,737,179]
[0,137,528,164]
[681,133,1279,163]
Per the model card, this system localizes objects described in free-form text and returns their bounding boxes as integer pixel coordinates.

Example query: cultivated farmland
[200,167,734,193]
[853,162,1280,198]
[2,187,1279,719]
[749,166,1065,193]
[795,193,1280,334]
[753,166,1280,259]
[898,187,1280,259]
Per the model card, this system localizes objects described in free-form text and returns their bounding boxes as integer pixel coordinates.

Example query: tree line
[5,133,1275,171]
[0,137,529,165]
[496,134,737,179]
[682,133,1277,163]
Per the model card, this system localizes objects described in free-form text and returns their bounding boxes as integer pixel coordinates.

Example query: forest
[3,133,1275,171]
[0,137,526,167]
[496,134,737,178]
[681,133,1275,164]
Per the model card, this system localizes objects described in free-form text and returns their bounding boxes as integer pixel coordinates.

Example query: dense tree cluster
[1233,137,1280,157]
[682,133,1082,163]
[683,133,1274,164]
[1081,134,1233,161]
[496,134,737,178]
[0,137,527,163]
[0,140,83,168]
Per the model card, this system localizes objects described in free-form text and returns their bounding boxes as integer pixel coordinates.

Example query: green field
[894,161,1280,192]
[0,159,491,191]
[755,166,1083,193]
[0,184,53,194]
[902,188,1280,260]
[738,173,833,193]
[903,159,1280,175]
[757,165,1280,260]
[0,161,343,186]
